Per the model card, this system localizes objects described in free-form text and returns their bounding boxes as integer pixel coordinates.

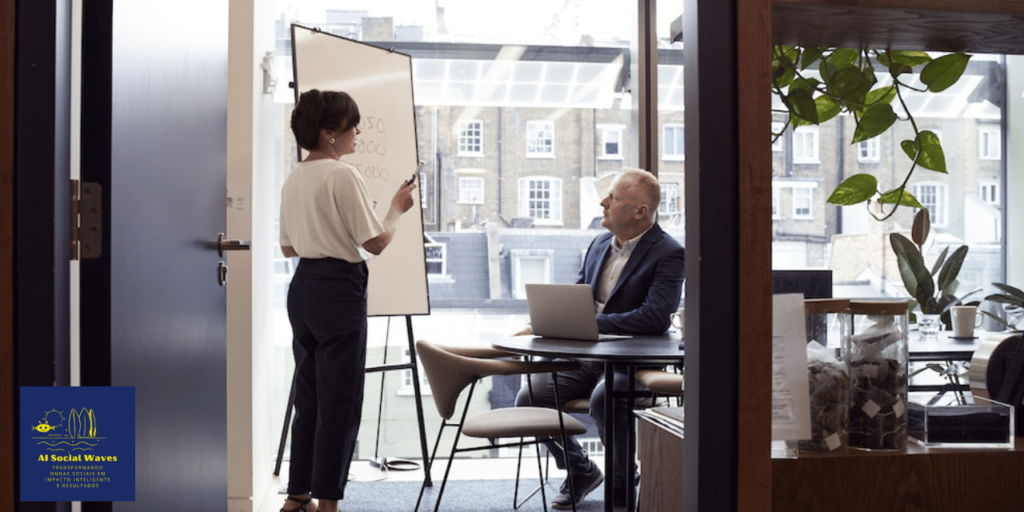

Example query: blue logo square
[20,386,135,502]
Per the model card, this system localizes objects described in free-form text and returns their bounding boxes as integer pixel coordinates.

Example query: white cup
[950,305,983,338]
[670,307,685,332]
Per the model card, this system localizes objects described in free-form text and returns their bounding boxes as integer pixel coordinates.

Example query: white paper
[771,293,812,441]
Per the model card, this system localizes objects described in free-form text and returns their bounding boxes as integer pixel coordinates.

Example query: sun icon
[37,409,64,434]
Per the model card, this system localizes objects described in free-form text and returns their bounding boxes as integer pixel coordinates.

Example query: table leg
[604,362,614,512]
[626,364,636,512]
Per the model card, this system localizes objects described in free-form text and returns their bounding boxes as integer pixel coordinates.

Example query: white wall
[1007,56,1024,288]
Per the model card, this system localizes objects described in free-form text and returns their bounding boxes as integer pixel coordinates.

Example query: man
[514,167,685,509]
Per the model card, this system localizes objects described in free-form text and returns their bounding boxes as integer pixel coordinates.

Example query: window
[979,125,1001,160]
[400,348,431,396]
[457,120,483,156]
[772,186,780,218]
[424,242,446,276]
[527,120,554,157]
[980,180,1000,205]
[912,182,948,227]
[458,176,484,204]
[660,183,679,214]
[510,249,553,299]
[858,139,879,162]
[771,122,784,152]
[793,126,819,163]
[517,177,562,225]
[598,125,623,159]
[663,124,685,160]
[792,187,812,218]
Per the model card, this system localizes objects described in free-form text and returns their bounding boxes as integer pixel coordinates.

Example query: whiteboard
[291,25,429,317]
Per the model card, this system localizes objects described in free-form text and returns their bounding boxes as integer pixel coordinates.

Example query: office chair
[414,340,588,512]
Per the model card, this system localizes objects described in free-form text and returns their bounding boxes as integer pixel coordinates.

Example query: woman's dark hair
[290,89,361,151]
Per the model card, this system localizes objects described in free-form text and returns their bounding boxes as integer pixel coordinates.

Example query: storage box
[907,393,1014,448]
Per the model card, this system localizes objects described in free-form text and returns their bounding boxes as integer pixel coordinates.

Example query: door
[79,1,230,510]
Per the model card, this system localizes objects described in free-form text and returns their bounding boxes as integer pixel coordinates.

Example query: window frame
[517,176,563,225]
[858,138,880,163]
[510,249,554,299]
[912,181,949,227]
[598,124,624,160]
[980,179,1000,206]
[979,125,1001,160]
[791,186,813,219]
[457,119,484,157]
[526,120,555,158]
[663,123,685,161]
[457,175,485,204]
[793,126,820,164]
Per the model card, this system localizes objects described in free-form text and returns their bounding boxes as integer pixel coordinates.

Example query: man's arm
[596,244,685,335]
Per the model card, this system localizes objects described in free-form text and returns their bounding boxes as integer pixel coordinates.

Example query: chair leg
[551,372,577,512]
[415,419,450,511]
[513,438,548,511]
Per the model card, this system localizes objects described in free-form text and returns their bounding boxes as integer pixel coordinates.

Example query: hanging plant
[771,46,971,220]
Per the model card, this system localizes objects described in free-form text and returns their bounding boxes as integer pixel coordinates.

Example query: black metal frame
[415,373,577,512]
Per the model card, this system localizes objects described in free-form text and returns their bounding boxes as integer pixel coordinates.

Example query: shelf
[773,0,1024,54]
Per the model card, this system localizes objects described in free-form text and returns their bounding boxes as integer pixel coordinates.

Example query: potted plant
[890,209,980,337]
[981,283,1024,331]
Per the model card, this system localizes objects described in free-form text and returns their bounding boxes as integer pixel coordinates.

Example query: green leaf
[991,283,1024,303]
[827,48,859,69]
[800,47,824,70]
[830,66,867,100]
[888,63,913,77]
[819,60,836,83]
[930,245,950,276]
[786,88,818,124]
[937,245,969,293]
[921,52,970,93]
[852,104,897,143]
[828,174,877,205]
[891,233,932,302]
[877,188,923,209]
[985,293,1024,307]
[789,77,820,95]
[889,50,932,68]
[900,131,947,172]
[815,94,841,124]
[911,209,930,247]
[865,86,896,107]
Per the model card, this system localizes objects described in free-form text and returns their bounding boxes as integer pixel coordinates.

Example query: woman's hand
[390,181,417,214]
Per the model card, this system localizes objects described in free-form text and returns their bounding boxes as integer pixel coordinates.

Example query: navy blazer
[577,222,685,335]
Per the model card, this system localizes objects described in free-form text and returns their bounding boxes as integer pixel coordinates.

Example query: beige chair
[414,340,588,512]
[634,368,684,405]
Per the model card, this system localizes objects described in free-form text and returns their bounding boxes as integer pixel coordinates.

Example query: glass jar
[799,298,851,453]
[846,300,910,451]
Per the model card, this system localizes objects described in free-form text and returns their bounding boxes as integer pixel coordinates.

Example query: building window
[511,249,553,299]
[979,125,1001,160]
[912,182,948,227]
[579,437,605,457]
[517,177,562,225]
[598,125,623,159]
[792,187,813,218]
[458,176,484,204]
[980,180,1000,205]
[793,126,819,164]
[858,139,879,162]
[663,124,685,160]
[772,186,780,218]
[400,348,431,396]
[771,122,784,152]
[660,183,679,214]
[527,120,554,157]
[457,120,483,156]
[424,242,446,276]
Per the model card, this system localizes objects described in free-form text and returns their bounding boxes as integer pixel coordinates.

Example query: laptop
[525,283,632,341]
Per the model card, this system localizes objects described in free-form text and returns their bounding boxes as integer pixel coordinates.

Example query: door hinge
[70,179,103,260]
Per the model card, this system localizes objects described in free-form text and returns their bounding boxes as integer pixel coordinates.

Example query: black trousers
[286,257,369,501]
[514,361,648,495]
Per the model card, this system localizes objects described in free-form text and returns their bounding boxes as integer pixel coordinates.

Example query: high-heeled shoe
[280,495,317,512]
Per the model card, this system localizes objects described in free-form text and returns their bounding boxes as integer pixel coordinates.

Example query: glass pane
[771,53,1007,317]
[265,0,665,466]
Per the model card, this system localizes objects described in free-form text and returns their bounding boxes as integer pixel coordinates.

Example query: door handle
[218,233,251,257]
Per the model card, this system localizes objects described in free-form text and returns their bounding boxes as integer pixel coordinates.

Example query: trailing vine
[771,46,971,220]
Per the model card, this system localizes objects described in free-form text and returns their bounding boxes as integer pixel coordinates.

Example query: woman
[278,89,417,512]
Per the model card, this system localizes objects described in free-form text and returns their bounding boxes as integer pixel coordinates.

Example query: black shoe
[551,461,603,510]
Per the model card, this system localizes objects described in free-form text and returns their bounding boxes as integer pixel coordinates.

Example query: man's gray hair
[619,167,661,215]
